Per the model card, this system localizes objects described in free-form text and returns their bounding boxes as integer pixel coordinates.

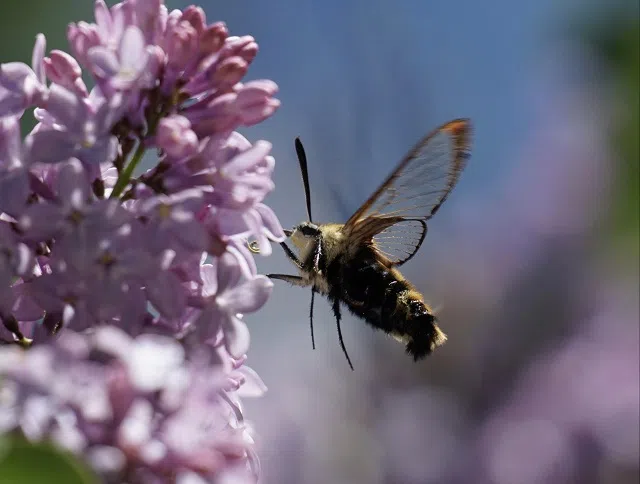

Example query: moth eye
[300,224,320,237]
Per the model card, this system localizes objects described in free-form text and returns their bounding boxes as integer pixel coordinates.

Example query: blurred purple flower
[43,50,88,97]
[156,115,200,161]
[87,25,153,91]
[0,0,282,481]
[0,34,47,117]
[0,117,32,217]
[0,327,265,482]
[28,84,122,165]
[188,251,272,358]
[134,188,210,257]
[184,81,281,137]
[0,222,34,324]
[475,284,639,484]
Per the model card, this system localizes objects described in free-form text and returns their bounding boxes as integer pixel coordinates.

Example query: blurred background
[2,1,638,483]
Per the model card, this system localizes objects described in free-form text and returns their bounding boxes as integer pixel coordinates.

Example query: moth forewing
[343,118,472,229]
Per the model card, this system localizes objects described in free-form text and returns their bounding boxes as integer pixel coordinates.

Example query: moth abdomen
[399,298,447,361]
[332,247,447,359]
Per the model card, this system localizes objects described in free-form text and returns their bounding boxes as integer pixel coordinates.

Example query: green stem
[110,141,145,198]
[109,90,172,199]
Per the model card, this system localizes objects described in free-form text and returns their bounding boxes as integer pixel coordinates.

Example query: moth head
[288,221,321,250]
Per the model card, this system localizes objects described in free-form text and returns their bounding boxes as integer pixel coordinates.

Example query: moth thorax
[317,224,346,259]
[290,223,315,247]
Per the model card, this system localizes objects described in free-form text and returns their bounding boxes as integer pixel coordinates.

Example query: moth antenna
[295,137,313,222]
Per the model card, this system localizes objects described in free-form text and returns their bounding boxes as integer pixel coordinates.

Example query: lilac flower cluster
[0,1,282,481]
[0,326,267,483]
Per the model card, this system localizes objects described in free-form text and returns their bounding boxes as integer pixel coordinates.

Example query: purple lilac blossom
[0,327,266,482]
[0,1,282,482]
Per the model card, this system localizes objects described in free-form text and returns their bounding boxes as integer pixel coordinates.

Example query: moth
[268,119,472,369]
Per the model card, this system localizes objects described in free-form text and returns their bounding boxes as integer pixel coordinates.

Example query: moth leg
[267,274,308,287]
[309,287,316,350]
[331,296,354,370]
[279,241,303,269]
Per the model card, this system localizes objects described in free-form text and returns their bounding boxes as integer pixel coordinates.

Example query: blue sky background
[200,0,600,207]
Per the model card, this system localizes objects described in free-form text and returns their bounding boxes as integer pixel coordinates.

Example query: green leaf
[576,7,639,265]
[0,436,99,484]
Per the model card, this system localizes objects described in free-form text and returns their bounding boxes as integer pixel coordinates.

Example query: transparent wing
[343,119,471,234]
[372,219,427,265]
